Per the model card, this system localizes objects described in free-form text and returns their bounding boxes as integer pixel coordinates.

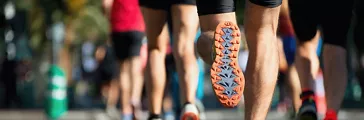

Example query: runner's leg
[279,0,301,112]
[170,3,199,106]
[290,1,320,118]
[196,0,241,108]
[244,0,281,119]
[321,1,353,116]
[140,5,169,118]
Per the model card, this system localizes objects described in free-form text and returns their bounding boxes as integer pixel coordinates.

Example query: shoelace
[323,110,338,120]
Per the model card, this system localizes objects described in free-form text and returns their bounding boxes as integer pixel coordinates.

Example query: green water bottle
[45,65,67,120]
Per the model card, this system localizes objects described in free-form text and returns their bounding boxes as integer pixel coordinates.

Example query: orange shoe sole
[210,21,245,108]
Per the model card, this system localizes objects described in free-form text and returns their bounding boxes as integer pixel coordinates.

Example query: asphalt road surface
[0,110,363,120]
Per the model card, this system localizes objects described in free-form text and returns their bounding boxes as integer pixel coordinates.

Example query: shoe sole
[211,21,245,108]
[181,112,199,120]
[297,114,318,120]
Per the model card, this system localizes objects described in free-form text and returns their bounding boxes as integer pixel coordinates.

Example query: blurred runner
[275,0,301,116]
[139,0,200,119]
[103,0,146,119]
[195,0,282,119]
[289,0,354,119]
[353,0,364,102]
[165,13,206,120]
[276,0,325,117]
[94,42,120,119]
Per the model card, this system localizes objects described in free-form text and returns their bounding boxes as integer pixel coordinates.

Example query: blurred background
[0,0,363,120]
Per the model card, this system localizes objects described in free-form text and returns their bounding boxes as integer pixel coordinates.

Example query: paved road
[0,110,363,120]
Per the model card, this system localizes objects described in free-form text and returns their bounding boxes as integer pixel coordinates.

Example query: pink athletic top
[110,0,145,32]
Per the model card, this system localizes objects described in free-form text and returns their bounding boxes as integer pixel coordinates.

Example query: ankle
[148,113,161,120]
[300,89,315,101]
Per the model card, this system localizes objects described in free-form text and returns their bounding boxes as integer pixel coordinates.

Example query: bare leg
[295,31,320,92]
[141,7,169,115]
[107,79,120,107]
[323,45,347,111]
[119,61,132,114]
[129,56,144,103]
[243,1,280,119]
[171,4,199,104]
[286,65,301,112]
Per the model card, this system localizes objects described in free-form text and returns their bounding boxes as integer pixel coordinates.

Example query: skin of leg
[277,37,288,73]
[243,1,280,119]
[295,31,320,91]
[163,93,174,112]
[323,45,347,112]
[170,4,199,104]
[119,60,132,114]
[129,56,144,104]
[107,79,120,107]
[141,7,169,114]
[286,65,301,112]
[196,13,237,65]
[278,0,301,110]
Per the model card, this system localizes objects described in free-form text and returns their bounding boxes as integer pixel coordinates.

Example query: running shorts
[196,0,282,16]
[289,0,354,49]
[111,31,144,61]
[139,0,196,10]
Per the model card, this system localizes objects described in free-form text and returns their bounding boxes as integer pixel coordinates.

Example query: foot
[148,114,162,120]
[131,102,142,120]
[106,106,119,120]
[180,103,199,120]
[296,91,318,120]
[121,114,133,120]
[164,111,175,120]
[195,100,206,120]
[210,21,245,108]
[323,109,338,120]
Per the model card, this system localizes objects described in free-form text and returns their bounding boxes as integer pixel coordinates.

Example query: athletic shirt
[110,0,145,32]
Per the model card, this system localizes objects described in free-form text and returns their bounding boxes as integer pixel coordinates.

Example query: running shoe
[131,102,142,120]
[296,91,318,120]
[164,111,175,120]
[211,21,245,108]
[106,106,119,120]
[323,109,338,120]
[195,99,206,120]
[148,114,162,120]
[180,103,199,120]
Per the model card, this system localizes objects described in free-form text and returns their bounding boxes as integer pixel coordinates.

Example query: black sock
[148,114,161,120]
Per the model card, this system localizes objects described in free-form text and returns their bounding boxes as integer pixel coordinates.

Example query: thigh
[249,0,282,8]
[171,0,196,6]
[139,0,169,10]
[289,0,319,42]
[140,7,169,51]
[196,0,235,16]
[170,4,199,42]
[321,0,354,48]
[112,31,145,61]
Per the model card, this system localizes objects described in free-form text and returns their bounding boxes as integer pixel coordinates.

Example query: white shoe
[106,106,119,120]
[195,100,206,120]
[180,103,199,120]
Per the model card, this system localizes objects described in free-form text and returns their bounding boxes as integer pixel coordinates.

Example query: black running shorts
[196,0,282,16]
[111,31,144,61]
[289,0,354,48]
[139,0,196,10]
